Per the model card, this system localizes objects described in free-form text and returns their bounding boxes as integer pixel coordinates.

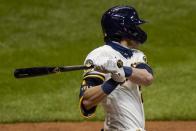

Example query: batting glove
[93,57,118,73]
[93,57,126,83]
[111,69,126,83]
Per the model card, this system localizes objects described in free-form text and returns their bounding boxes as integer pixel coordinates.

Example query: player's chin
[128,40,140,49]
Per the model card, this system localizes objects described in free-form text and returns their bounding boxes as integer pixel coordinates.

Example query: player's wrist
[123,66,133,77]
[101,78,119,95]
[111,66,132,83]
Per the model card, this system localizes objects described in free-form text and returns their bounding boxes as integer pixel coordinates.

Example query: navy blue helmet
[101,6,147,44]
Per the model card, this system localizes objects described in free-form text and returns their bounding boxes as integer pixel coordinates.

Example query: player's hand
[93,57,126,83]
[111,69,126,83]
[93,57,118,73]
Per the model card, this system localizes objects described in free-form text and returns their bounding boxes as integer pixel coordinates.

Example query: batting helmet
[101,6,147,44]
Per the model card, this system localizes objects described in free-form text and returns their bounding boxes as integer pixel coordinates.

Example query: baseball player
[79,6,154,131]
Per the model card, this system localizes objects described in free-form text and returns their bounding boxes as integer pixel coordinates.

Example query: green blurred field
[0,0,195,123]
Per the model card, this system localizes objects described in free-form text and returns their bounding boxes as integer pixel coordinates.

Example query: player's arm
[79,58,106,116]
[79,57,125,116]
[127,63,153,86]
[80,72,106,111]
[82,84,106,110]
[123,51,154,86]
[79,71,119,117]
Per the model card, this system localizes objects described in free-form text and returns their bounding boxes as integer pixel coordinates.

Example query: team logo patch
[84,59,94,73]
[85,59,94,67]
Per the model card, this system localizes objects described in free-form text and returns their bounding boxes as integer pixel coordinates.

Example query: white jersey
[84,43,147,131]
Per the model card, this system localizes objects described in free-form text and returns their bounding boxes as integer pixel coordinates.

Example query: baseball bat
[14,60,123,79]
[14,65,94,78]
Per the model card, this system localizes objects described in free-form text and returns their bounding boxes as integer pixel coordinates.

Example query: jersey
[79,41,153,131]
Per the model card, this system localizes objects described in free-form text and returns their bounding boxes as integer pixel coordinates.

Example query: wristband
[136,63,153,75]
[101,78,119,95]
[123,66,133,77]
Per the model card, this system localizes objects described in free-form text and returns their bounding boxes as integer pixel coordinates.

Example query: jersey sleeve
[79,71,105,118]
[134,50,153,75]
[79,47,107,118]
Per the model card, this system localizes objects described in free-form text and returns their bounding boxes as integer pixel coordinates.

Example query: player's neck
[120,40,129,48]
[120,39,139,49]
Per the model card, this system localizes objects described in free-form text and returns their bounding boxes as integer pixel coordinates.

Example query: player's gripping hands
[93,57,132,83]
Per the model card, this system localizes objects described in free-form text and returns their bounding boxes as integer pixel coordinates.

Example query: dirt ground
[0,121,196,131]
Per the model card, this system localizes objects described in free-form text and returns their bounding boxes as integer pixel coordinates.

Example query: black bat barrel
[14,65,94,78]
[14,67,58,78]
[14,60,122,79]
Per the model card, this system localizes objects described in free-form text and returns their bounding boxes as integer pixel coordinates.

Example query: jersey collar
[106,41,133,59]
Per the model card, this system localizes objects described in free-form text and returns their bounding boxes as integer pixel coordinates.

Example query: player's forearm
[83,86,107,110]
[129,68,153,86]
